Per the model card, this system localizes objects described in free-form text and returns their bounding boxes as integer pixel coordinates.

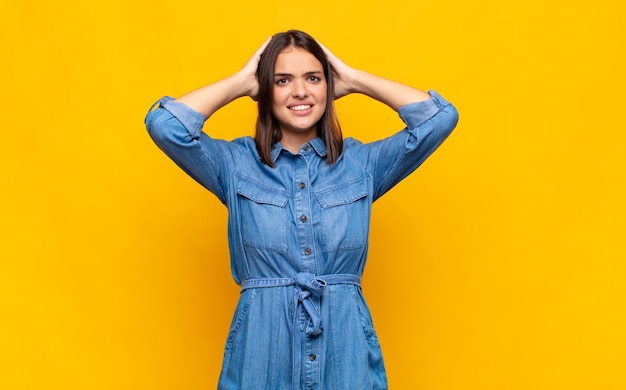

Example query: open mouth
[288,104,313,111]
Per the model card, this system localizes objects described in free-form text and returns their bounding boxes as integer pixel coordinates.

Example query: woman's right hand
[175,37,271,117]
[238,37,272,100]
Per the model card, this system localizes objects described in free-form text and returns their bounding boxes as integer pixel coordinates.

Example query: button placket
[293,157,315,274]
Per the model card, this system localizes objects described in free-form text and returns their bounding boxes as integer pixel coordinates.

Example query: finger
[253,36,272,59]
[316,40,343,72]
[316,40,335,58]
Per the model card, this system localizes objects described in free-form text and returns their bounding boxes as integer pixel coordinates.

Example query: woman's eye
[309,76,321,82]
[275,78,288,85]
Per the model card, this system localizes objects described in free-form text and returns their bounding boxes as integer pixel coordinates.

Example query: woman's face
[271,46,327,142]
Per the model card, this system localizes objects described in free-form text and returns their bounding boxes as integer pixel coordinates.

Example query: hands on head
[177,31,428,118]
[240,36,273,101]
[316,40,358,100]
[242,36,357,101]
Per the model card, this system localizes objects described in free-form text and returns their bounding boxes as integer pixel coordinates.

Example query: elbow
[428,90,459,136]
[144,107,192,151]
[145,107,169,147]
[442,103,460,137]
[425,102,459,140]
[405,103,459,152]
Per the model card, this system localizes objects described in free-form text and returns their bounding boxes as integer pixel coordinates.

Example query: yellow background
[1,0,625,388]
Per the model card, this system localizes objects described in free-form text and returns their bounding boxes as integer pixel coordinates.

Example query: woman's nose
[292,79,309,98]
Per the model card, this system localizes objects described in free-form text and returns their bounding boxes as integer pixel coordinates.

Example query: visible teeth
[290,105,311,111]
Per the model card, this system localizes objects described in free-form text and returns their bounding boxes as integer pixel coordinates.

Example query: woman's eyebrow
[274,70,323,77]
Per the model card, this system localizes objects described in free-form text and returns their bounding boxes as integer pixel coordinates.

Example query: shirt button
[304,248,311,255]
[299,182,306,189]
[309,354,316,361]
[300,215,307,223]
[303,145,310,151]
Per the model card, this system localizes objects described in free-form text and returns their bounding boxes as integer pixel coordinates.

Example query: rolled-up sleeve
[144,97,235,204]
[371,90,459,200]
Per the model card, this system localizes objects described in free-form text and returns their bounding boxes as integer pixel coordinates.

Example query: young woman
[145,30,458,390]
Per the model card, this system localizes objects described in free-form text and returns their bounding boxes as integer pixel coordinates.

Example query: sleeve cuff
[398,90,451,129]
[159,97,206,139]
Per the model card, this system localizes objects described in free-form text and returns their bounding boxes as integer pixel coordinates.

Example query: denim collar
[308,138,328,157]
[271,138,328,163]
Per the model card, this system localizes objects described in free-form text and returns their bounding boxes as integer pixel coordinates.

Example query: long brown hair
[255,30,343,167]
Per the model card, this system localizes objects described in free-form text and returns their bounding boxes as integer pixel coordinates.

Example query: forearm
[175,37,270,118]
[175,72,251,118]
[349,69,431,111]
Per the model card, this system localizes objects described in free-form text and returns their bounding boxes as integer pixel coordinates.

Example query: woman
[145,30,458,390]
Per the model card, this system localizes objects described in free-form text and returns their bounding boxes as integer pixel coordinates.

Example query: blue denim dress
[145,91,458,389]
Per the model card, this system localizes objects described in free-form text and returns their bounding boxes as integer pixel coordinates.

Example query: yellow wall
[1,0,624,388]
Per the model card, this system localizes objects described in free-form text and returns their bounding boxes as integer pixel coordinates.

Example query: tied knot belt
[240,272,361,335]
[240,272,361,389]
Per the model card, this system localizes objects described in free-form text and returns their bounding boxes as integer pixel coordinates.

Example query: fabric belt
[240,272,361,390]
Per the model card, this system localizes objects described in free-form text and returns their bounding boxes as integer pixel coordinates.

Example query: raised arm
[320,43,431,110]
[175,37,272,118]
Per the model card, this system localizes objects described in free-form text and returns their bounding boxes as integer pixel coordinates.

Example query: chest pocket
[314,179,369,253]
[236,178,290,253]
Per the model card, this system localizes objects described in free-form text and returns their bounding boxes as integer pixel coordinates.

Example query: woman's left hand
[319,40,431,109]
[318,42,358,99]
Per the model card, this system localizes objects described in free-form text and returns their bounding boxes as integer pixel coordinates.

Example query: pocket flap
[315,179,368,209]
[236,177,289,207]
